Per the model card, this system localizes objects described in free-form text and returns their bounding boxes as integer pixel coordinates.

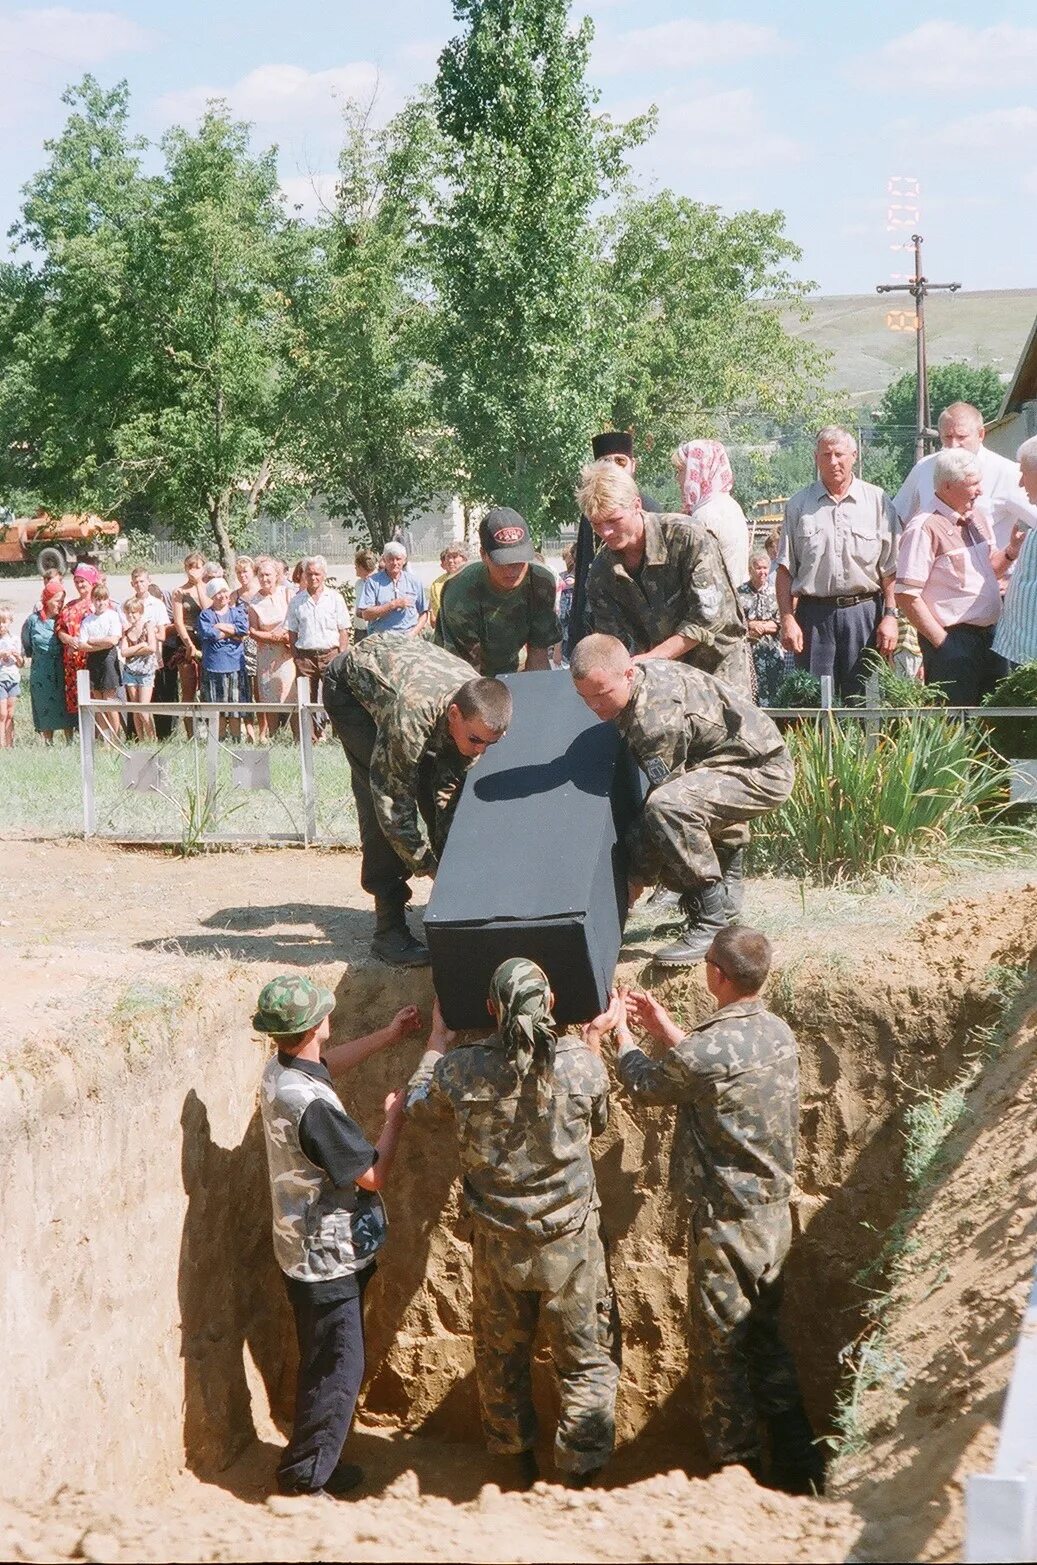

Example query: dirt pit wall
[3,889,1035,1504]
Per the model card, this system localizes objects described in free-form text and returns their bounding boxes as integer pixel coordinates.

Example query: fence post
[820,675,834,710]
[205,706,220,833]
[77,669,96,837]
[297,676,317,846]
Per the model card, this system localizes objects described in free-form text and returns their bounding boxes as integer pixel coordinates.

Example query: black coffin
[425,670,639,1029]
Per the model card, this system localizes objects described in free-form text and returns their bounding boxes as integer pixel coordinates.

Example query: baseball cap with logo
[479,507,536,565]
[253,975,335,1035]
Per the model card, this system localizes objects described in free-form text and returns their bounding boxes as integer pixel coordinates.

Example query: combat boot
[653,881,730,967]
[370,897,430,968]
[718,847,745,917]
[766,1404,826,1495]
[643,885,682,919]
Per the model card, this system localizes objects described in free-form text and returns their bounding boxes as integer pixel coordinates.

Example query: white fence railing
[966,1263,1037,1562]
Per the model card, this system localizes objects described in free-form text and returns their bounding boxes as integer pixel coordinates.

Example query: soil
[2,838,1036,1562]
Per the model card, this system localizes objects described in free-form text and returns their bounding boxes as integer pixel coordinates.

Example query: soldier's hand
[390,1004,422,1040]
[627,988,681,1047]
[384,1088,406,1118]
[582,991,622,1053]
[428,997,456,1053]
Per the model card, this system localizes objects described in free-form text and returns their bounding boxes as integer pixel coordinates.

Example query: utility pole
[877,234,961,463]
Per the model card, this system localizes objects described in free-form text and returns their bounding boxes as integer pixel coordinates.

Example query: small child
[79,582,123,738]
[0,604,25,747]
[120,595,158,739]
[253,975,420,1497]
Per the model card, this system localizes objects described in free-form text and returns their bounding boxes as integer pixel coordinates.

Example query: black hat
[591,430,633,460]
[479,507,536,565]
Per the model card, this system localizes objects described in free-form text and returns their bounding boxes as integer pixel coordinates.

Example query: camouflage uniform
[322,636,482,906]
[406,1032,620,1475]
[617,1000,806,1470]
[615,660,794,891]
[433,561,562,677]
[587,513,750,689]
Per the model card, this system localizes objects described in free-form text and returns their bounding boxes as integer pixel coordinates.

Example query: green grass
[1,700,360,845]
[751,712,1028,884]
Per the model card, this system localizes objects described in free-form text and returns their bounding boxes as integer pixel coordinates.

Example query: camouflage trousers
[471,1209,621,1476]
[691,1203,805,1468]
[629,751,795,892]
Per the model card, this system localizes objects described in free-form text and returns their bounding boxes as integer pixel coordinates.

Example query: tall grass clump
[981,662,1037,761]
[752,712,1015,883]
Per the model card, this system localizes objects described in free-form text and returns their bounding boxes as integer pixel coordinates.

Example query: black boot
[654,881,731,967]
[766,1405,826,1495]
[718,847,745,917]
[371,897,430,967]
[644,886,682,915]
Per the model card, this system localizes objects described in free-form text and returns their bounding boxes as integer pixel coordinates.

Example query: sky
[1,0,1035,300]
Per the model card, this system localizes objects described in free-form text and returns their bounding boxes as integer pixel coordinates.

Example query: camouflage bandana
[253,974,335,1035]
[488,958,556,1084]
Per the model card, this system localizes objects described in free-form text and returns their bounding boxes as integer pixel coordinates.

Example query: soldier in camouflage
[255,974,420,1497]
[576,461,749,689]
[614,927,823,1495]
[405,962,622,1487]
[323,635,512,966]
[570,634,794,965]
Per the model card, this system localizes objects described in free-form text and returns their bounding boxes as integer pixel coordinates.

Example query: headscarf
[42,579,65,602]
[488,957,556,1091]
[72,564,101,586]
[675,439,734,513]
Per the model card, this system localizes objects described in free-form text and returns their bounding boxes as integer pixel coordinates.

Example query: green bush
[981,663,1037,760]
[857,650,946,710]
[751,712,1015,883]
[774,669,821,709]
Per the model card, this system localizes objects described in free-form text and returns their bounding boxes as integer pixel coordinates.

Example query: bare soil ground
[2,839,1036,1563]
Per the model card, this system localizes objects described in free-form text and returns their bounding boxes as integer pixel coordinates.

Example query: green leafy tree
[114,107,310,562]
[599,194,830,493]
[432,0,649,532]
[0,76,158,514]
[871,361,1006,489]
[293,97,449,550]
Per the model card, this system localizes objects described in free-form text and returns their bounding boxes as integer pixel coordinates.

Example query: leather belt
[799,592,877,609]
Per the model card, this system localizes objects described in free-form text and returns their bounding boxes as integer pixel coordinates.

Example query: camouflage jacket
[587,512,746,675]
[433,562,562,676]
[615,660,787,790]
[405,1033,609,1240]
[617,999,798,1215]
[331,635,480,875]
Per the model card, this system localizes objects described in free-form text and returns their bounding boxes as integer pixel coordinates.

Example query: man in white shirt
[286,555,351,723]
[894,402,1022,547]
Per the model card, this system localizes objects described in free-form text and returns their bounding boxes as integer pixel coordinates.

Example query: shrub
[774,669,821,709]
[857,650,946,710]
[980,663,1037,760]
[750,712,1015,882]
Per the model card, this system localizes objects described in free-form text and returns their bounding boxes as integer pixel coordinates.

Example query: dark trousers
[919,623,1008,707]
[323,671,412,909]
[277,1274,370,1494]
[153,661,179,741]
[796,594,881,702]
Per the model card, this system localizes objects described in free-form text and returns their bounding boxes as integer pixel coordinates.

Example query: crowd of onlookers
[2,402,1036,751]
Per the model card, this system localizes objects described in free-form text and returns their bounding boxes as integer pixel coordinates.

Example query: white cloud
[862,22,1037,92]
[631,87,803,177]
[592,19,787,77]
[156,62,391,134]
[928,105,1037,154]
[0,6,151,70]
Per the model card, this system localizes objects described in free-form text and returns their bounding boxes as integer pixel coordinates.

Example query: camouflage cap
[253,975,335,1035]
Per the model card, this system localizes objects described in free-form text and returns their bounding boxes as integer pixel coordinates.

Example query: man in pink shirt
[895,448,1024,705]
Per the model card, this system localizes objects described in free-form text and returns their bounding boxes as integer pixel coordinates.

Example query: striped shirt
[993,527,1037,666]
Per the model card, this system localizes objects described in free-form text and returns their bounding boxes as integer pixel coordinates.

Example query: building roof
[999,311,1037,418]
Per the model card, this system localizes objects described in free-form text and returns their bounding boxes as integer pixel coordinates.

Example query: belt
[799,592,877,609]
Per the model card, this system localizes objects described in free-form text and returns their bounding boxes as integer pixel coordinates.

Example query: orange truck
[0,512,126,573]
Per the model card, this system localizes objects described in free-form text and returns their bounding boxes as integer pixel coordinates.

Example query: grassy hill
[781,288,1037,406]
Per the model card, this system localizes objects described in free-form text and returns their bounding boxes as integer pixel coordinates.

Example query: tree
[432,0,649,532]
[598,194,830,493]
[114,107,310,562]
[0,76,158,514]
[871,361,1006,489]
[292,96,449,550]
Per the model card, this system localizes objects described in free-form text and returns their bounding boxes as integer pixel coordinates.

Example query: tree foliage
[292,96,447,549]
[871,360,1006,489]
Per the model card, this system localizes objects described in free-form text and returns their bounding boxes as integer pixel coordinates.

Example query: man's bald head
[938,402,985,453]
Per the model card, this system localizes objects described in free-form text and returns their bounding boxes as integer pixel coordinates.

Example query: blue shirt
[357,568,428,635]
[197,604,248,673]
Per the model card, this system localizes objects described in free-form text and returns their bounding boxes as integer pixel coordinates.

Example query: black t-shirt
[278,1053,378,1304]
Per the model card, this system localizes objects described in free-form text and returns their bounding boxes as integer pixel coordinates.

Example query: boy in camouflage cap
[255,973,421,1497]
[614,927,824,1495]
